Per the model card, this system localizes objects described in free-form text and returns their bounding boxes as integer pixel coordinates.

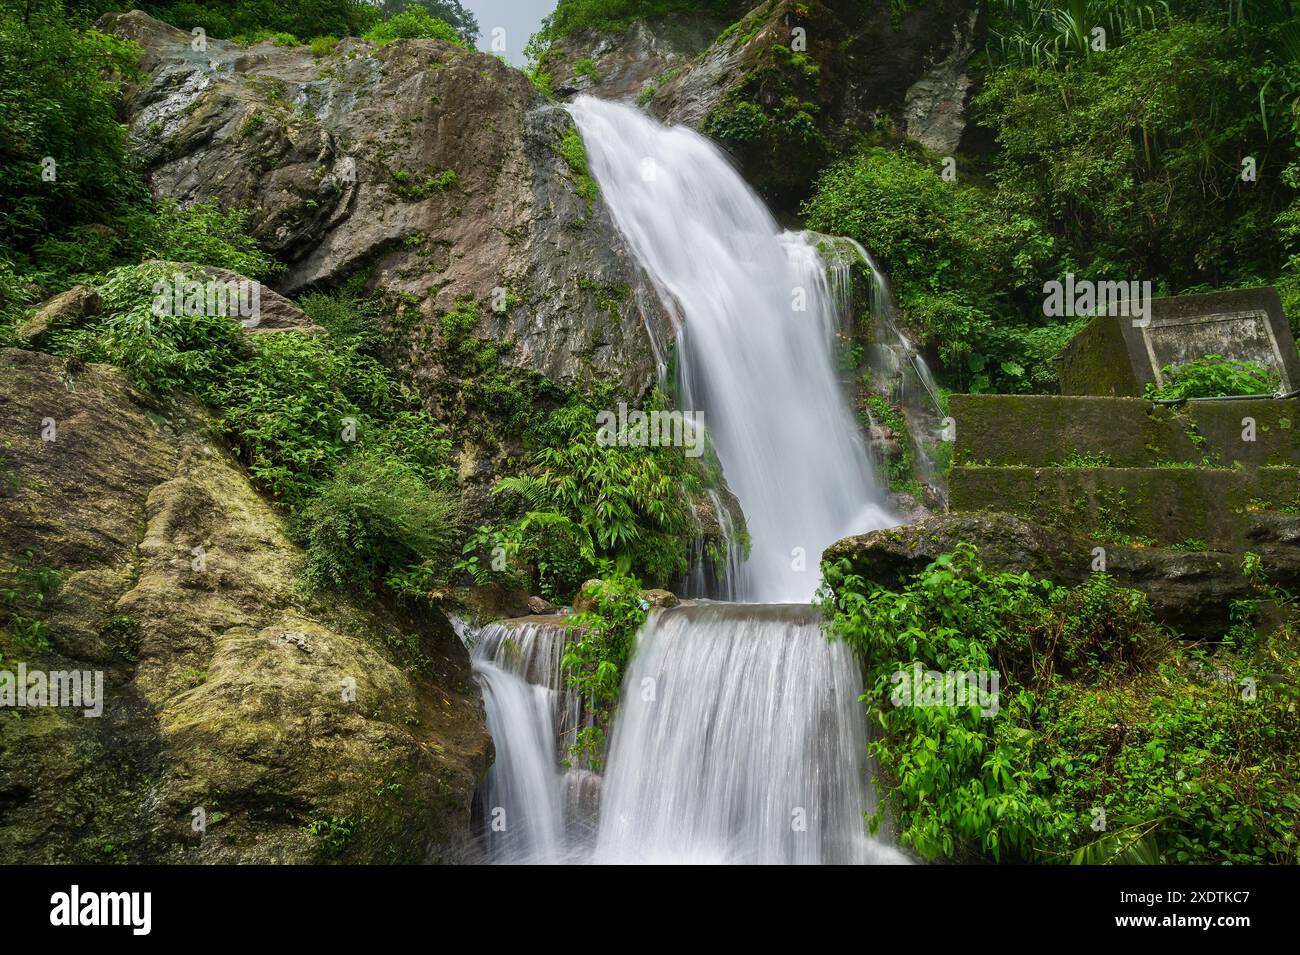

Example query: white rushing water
[472,622,581,863]
[594,603,901,864]
[569,95,895,603]
[468,98,912,865]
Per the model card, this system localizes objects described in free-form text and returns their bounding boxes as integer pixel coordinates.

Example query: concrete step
[951,394,1298,469]
[949,464,1300,549]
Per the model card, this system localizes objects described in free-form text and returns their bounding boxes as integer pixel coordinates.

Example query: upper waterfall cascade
[569,95,896,603]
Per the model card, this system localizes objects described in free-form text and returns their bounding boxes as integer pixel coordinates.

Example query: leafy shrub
[214,333,408,504]
[976,17,1296,295]
[363,8,464,47]
[296,452,461,596]
[562,575,648,707]
[804,147,1065,392]
[493,396,699,599]
[119,199,280,280]
[310,35,339,57]
[0,1,144,247]
[821,544,1300,863]
[530,0,741,46]
[137,1,380,42]
[51,264,248,396]
[1146,355,1279,400]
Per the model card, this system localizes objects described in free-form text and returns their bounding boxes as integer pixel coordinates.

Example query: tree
[378,0,479,42]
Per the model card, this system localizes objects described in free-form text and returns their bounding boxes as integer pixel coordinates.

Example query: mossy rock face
[98,10,671,397]
[651,0,986,207]
[0,349,489,863]
[947,465,1279,550]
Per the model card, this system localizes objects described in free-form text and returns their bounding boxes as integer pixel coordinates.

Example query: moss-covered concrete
[952,394,1299,469]
[948,464,1299,549]
[1053,313,1138,397]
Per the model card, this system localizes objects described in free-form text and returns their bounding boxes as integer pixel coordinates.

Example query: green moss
[557,126,598,204]
[390,168,458,201]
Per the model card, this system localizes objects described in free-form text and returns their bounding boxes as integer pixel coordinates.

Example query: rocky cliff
[0,348,489,862]
[99,10,672,396]
[541,0,985,206]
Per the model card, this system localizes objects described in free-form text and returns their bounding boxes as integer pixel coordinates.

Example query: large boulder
[97,11,671,396]
[143,260,324,334]
[0,348,489,862]
[17,285,101,348]
[823,512,1280,639]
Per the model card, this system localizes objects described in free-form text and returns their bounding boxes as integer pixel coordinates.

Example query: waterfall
[593,603,902,864]
[816,233,949,502]
[468,98,912,864]
[568,95,895,603]
[471,621,583,863]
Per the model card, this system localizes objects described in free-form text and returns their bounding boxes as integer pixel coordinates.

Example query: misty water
[471,97,909,864]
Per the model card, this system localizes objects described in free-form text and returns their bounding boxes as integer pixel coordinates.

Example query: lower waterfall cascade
[470,97,914,864]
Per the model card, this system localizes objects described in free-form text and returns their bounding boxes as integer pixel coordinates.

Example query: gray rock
[527,595,558,615]
[97,11,672,397]
[546,15,729,102]
[649,0,986,205]
[0,348,489,862]
[18,285,101,348]
[142,260,323,334]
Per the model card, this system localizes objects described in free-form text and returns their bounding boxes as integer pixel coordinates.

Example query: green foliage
[51,264,248,396]
[493,396,699,599]
[389,168,458,201]
[976,16,1297,293]
[1146,355,1278,399]
[562,575,649,708]
[305,815,355,859]
[125,199,280,279]
[363,8,465,47]
[0,551,65,655]
[310,35,339,57]
[992,0,1174,67]
[531,0,741,47]
[805,147,1066,391]
[377,0,480,42]
[804,7,1299,395]
[138,1,380,42]
[0,1,144,248]
[214,331,427,505]
[296,452,461,596]
[558,127,598,203]
[822,545,1300,863]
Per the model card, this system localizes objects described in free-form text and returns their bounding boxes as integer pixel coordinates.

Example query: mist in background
[463,0,559,65]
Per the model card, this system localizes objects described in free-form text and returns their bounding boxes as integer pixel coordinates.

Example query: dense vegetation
[822,546,1300,863]
[805,0,1300,394]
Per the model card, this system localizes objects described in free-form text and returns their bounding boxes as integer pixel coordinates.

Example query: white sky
[463,0,560,65]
